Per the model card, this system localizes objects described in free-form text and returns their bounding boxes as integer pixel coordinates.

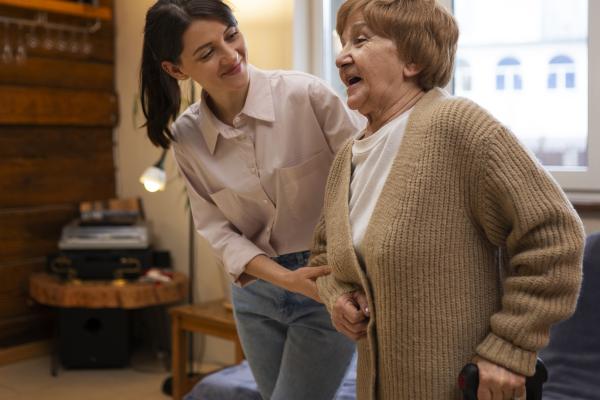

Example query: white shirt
[349,110,412,263]
[172,66,365,285]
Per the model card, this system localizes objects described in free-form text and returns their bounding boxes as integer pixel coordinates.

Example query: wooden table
[29,271,188,375]
[170,300,243,400]
[30,271,188,309]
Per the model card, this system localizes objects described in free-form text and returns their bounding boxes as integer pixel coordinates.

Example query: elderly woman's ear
[403,63,423,79]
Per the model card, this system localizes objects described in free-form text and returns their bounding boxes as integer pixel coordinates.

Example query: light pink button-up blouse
[171,66,364,285]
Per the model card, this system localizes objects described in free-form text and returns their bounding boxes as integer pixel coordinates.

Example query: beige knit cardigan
[310,88,584,399]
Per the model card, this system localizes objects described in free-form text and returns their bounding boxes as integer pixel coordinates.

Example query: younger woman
[139,1,364,399]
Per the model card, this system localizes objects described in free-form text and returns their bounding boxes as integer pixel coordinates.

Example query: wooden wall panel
[0,86,118,126]
[0,0,116,352]
[0,206,78,261]
[0,57,113,90]
[0,128,115,207]
[0,293,36,320]
[0,260,45,293]
[0,313,52,345]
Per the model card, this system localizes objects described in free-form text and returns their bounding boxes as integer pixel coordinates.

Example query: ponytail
[140,41,181,149]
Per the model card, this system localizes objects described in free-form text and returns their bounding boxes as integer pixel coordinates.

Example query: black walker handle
[458,358,548,400]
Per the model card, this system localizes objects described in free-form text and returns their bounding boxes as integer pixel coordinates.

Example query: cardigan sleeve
[473,125,585,376]
[308,212,359,312]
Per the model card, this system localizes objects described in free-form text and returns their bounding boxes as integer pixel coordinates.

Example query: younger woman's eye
[199,49,213,60]
[226,30,239,41]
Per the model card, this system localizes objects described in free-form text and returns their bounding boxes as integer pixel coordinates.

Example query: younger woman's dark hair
[140,0,237,148]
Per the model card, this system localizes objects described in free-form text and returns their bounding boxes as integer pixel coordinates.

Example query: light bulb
[139,166,166,192]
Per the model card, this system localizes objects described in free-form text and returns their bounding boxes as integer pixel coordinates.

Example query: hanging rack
[0,12,101,34]
[0,0,111,21]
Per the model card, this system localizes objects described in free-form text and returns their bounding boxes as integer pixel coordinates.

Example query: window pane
[453,0,588,168]
[329,0,346,95]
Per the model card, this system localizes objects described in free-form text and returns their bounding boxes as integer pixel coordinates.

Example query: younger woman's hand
[283,265,331,302]
[473,356,526,400]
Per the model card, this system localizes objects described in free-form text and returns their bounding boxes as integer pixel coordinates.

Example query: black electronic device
[48,249,153,281]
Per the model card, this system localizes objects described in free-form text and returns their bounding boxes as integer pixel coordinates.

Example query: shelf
[0,0,112,21]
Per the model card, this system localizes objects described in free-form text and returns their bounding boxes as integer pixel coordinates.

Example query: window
[548,55,576,89]
[299,0,599,193]
[456,59,472,91]
[496,57,522,91]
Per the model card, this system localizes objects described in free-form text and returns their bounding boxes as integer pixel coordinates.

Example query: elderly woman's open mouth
[348,76,362,86]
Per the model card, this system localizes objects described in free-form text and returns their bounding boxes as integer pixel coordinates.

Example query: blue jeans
[231,251,355,400]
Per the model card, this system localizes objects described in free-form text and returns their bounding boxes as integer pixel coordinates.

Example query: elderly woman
[309,0,585,399]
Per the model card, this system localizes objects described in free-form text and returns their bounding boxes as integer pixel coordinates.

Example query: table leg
[234,339,244,364]
[171,315,187,400]
[51,312,60,377]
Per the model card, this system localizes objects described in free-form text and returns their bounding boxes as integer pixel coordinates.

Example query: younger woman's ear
[161,61,189,80]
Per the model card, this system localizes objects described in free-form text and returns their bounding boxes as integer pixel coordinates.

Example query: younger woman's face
[171,19,249,95]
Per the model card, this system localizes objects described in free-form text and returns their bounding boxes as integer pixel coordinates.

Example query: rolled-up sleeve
[172,144,265,286]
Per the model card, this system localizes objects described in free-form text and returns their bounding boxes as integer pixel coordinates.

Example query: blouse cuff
[224,242,267,288]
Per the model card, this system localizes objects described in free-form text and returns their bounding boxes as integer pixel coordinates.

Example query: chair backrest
[540,232,600,399]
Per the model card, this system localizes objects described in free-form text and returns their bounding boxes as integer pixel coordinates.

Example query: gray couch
[540,232,600,399]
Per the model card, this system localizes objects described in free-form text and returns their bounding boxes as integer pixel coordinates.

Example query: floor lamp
[140,149,200,395]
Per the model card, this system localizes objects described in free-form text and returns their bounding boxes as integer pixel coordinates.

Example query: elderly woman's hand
[473,356,526,400]
[331,291,370,341]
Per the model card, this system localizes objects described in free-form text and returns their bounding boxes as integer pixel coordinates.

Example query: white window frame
[294,0,600,199]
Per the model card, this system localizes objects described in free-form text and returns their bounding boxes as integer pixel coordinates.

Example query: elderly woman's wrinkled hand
[331,291,370,341]
[473,356,526,400]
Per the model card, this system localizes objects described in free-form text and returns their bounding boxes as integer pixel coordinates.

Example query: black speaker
[58,308,130,368]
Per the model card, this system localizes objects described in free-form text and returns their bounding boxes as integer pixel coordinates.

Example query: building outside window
[496,57,523,91]
[548,55,576,89]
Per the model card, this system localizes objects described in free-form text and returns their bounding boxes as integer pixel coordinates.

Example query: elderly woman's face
[335,12,418,117]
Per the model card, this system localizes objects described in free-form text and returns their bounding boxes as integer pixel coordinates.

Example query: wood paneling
[0,313,52,343]
[0,261,45,320]
[0,206,78,261]
[0,293,36,320]
[0,57,113,90]
[0,0,116,353]
[0,259,45,294]
[0,128,115,207]
[0,86,118,126]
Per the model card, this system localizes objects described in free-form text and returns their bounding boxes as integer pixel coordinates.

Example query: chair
[540,232,600,399]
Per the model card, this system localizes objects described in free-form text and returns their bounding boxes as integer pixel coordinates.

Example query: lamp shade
[140,165,166,192]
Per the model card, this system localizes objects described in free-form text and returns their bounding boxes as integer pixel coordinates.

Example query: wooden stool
[29,271,188,375]
[170,300,243,400]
